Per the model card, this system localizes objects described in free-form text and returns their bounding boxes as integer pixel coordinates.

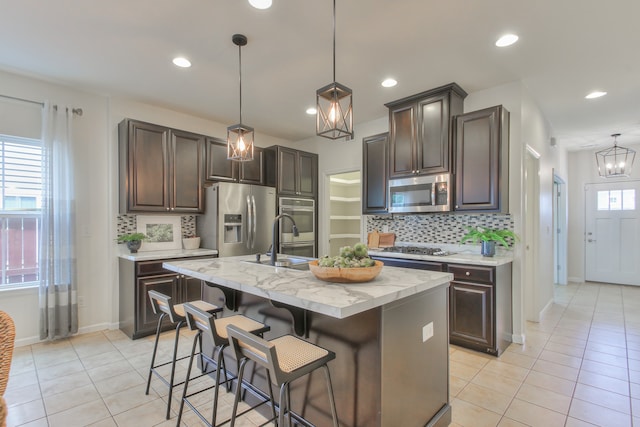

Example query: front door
[585,181,640,285]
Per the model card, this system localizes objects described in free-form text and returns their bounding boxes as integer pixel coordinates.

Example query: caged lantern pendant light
[316,0,353,140]
[227,34,254,162]
[595,133,636,178]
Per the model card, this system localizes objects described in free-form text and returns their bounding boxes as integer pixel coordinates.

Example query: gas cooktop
[378,246,454,256]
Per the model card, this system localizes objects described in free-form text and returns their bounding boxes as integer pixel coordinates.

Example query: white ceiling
[2,0,640,151]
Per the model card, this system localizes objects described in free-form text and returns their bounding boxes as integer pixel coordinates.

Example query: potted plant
[182,233,201,250]
[460,226,518,257]
[116,232,148,253]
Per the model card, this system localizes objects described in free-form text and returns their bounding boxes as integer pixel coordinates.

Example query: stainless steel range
[379,246,454,256]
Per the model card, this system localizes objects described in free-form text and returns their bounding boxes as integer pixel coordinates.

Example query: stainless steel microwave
[388,174,451,213]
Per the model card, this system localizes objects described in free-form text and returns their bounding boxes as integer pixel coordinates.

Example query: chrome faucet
[271,213,299,266]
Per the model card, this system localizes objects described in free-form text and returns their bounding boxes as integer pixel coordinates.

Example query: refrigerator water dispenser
[223,214,243,243]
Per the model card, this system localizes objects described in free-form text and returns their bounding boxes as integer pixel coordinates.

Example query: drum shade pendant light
[316,0,353,140]
[227,34,254,162]
[596,133,636,178]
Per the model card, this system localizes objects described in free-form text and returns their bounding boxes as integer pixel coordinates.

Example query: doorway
[327,170,362,257]
[585,180,640,285]
[553,174,568,285]
[524,147,540,322]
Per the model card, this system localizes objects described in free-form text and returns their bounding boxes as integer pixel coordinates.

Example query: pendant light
[595,133,636,178]
[227,34,254,162]
[316,0,353,140]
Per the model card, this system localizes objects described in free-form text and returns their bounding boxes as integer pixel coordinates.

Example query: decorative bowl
[308,260,384,283]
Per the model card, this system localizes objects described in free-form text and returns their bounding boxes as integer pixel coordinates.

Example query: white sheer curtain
[39,102,78,340]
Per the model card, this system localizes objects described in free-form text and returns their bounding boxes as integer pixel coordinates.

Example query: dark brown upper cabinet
[119,119,204,214]
[362,132,389,214]
[204,137,264,185]
[454,105,509,213]
[265,146,318,198]
[385,83,466,179]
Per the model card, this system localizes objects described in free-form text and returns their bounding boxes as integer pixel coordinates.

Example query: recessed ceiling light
[381,78,397,88]
[172,57,191,68]
[585,91,607,99]
[306,107,317,115]
[495,34,519,47]
[249,0,272,9]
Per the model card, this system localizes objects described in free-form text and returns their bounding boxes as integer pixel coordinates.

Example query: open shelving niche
[328,172,362,256]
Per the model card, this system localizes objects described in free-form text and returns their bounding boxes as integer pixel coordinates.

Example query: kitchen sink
[242,255,313,271]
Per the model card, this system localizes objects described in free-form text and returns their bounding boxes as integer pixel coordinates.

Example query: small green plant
[460,226,518,249]
[116,232,148,243]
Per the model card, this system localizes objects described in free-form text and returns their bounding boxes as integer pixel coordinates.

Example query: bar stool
[176,303,271,427]
[145,290,223,419]
[227,324,340,427]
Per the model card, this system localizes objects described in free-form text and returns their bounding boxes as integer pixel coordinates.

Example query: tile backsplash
[116,214,196,239]
[365,213,514,245]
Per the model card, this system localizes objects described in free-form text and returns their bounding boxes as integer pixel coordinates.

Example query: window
[0,135,42,288]
[597,189,636,211]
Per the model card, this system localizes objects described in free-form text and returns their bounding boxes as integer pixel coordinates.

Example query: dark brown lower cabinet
[448,263,512,356]
[119,256,214,339]
[449,280,494,351]
[371,256,513,356]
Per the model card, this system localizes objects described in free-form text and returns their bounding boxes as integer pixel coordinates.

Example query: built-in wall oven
[278,197,315,258]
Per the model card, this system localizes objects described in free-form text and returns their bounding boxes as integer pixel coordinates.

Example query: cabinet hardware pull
[465,271,470,276]
[166,207,170,211]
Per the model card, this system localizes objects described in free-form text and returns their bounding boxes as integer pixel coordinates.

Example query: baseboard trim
[511,333,525,344]
[539,298,554,319]
[15,322,121,347]
[568,276,583,283]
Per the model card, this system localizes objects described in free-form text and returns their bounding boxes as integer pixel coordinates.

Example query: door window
[597,189,636,211]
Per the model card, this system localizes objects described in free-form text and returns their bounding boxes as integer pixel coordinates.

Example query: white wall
[567,142,640,282]
[521,89,568,319]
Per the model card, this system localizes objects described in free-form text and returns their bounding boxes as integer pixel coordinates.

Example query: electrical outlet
[78,296,85,307]
[422,322,433,342]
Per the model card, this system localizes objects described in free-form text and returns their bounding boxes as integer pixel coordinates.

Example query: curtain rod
[0,94,83,116]
[0,93,44,107]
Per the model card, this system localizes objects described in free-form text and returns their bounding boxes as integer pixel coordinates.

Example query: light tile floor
[451,281,640,427]
[4,281,640,426]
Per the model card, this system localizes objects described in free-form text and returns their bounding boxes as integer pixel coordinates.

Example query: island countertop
[163,255,453,319]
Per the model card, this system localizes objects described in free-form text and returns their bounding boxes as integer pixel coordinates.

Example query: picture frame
[136,215,182,251]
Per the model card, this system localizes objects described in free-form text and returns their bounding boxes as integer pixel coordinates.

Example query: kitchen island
[163,255,453,427]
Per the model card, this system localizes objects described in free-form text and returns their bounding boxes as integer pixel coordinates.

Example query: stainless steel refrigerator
[197,183,276,257]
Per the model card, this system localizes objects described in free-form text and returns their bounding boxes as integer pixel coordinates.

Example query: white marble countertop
[118,247,218,261]
[367,249,513,266]
[365,242,513,266]
[162,255,453,319]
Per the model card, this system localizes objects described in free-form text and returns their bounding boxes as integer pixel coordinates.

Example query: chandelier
[316,0,353,140]
[227,34,254,162]
[595,133,636,178]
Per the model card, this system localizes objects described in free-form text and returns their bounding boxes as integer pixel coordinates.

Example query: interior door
[585,181,640,285]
